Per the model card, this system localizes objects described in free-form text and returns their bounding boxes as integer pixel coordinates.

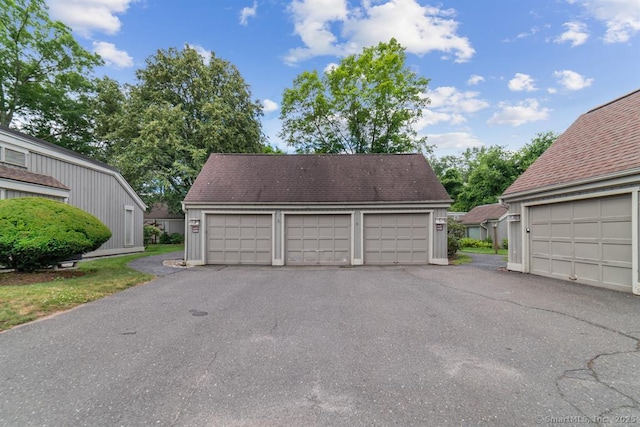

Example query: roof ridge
[586,87,640,114]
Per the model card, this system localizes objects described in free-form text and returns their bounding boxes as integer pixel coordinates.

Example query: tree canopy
[96,46,265,212]
[431,131,558,212]
[279,39,430,154]
[0,0,102,154]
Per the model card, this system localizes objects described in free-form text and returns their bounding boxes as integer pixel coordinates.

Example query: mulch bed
[0,270,86,286]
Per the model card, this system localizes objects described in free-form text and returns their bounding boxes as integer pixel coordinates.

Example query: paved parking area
[1,257,639,426]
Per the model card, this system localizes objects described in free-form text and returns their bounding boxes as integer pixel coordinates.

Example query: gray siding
[4,190,64,201]
[28,152,144,253]
[507,202,523,267]
[432,207,449,261]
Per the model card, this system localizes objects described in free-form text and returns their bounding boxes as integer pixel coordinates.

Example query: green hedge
[460,238,493,249]
[0,198,112,272]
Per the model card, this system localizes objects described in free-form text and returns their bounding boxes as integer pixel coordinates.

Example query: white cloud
[417,86,489,128]
[553,69,594,90]
[92,41,133,68]
[508,73,537,92]
[427,132,484,151]
[487,99,550,126]
[324,62,339,73]
[285,0,474,64]
[240,1,258,26]
[187,44,212,64]
[263,99,279,113]
[570,0,640,43]
[555,21,589,46]
[47,0,135,37]
[467,75,485,86]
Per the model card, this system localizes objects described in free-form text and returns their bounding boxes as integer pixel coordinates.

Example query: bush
[447,218,465,258]
[0,198,112,272]
[158,232,172,244]
[460,238,493,249]
[143,225,162,246]
[169,233,184,244]
[502,238,508,250]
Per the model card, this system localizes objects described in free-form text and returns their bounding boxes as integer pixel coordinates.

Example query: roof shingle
[459,203,508,225]
[0,164,69,190]
[503,88,640,197]
[184,154,451,204]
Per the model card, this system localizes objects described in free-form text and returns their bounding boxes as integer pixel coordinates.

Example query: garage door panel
[285,215,351,265]
[207,214,272,265]
[574,242,599,260]
[603,243,632,263]
[601,195,631,217]
[528,194,632,290]
[364,213,429,265]
[603,265,632,287]
[602,221,631,239]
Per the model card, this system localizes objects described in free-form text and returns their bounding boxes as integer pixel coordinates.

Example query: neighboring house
[144,203,185,236]
[183,154,452,266]
[459,203,508,246]
[0,126,146,257]
[501,88,640,295]
[447,211,466,222]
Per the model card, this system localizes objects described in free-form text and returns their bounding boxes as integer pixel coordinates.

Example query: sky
[45,0,640,157]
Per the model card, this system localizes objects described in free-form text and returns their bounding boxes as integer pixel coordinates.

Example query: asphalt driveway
[1,256,639,426]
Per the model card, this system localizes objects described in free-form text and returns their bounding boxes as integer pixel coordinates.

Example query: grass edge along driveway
[0,244,183,331]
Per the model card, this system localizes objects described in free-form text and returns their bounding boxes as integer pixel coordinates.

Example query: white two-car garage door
[364,213,429,264]
[207,214,272,265]
[529,194,632,290]
[285,214,350,265]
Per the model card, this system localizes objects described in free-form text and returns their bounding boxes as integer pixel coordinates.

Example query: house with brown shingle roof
[182,153,451,266]
[501,88,640,294]
[0,126,146,257]
[459,203,508,246]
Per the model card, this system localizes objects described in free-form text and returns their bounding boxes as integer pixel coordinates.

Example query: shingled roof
[184,154,451,204]
[0,164,69,190]
[459,203,508,225]
[503,88,640,197]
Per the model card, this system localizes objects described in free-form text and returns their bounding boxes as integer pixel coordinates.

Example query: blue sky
[46,0,640,157]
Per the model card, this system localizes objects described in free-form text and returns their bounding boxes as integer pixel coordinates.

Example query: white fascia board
[502,171,640,202]
[182,202,450,211]
[0,178,70,199]
[2,130,146,211]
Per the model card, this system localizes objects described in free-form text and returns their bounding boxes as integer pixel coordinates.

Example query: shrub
[447,218,465,258]
[169,233,184,244]
[460,238,493,249]
[0,198,112,272]
[159,232,173,244]
[502,238,508,250]
[143,225,162,246]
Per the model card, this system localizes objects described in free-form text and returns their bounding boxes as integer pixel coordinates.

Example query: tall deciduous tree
[279,39,430,154]
[100,46,265,212]
[0,0,102,154]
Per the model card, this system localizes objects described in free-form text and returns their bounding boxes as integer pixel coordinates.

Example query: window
[124,206,134,247]
[0,146,28,167]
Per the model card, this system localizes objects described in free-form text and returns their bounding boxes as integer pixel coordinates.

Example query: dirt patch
[0,270,87,286]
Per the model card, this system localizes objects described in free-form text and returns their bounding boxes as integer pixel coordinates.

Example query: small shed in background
[459,203,508,246]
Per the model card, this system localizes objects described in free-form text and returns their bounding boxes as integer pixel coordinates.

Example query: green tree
[0,0,102,154]
[280,39,430,154]
[99,46,265,212]
[514,131,557,172]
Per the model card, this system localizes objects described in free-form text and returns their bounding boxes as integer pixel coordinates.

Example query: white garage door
[364,213,429,265]
[529,194,632,290]
[286,215,350,265]
[207,214,271,265]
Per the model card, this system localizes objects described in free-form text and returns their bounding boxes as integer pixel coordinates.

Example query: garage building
[183,154,451,266]
[501,88,640,294]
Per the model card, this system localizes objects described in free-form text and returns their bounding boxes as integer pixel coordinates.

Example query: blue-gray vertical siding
[28,152,144,253]
[4,190,63,201]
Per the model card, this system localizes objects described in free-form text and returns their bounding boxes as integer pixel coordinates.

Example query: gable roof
[503,88,640,197]
[184,154,451,204]
[0,164,69,190]
[459,203,508,225]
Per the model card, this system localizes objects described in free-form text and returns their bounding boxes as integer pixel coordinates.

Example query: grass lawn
[0,244,183,332]
[460,247,508,256]
[449,253,473,265]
